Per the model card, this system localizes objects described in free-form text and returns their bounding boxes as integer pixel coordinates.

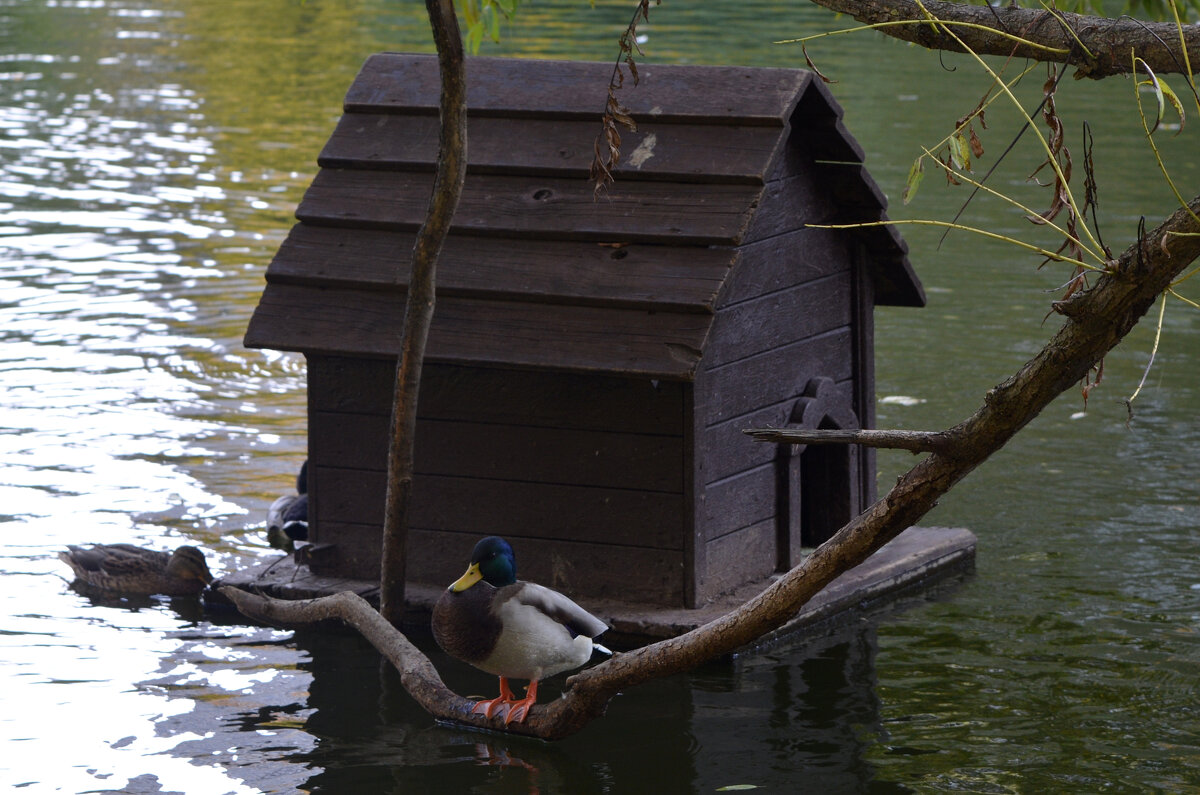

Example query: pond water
[2,0,1198,792]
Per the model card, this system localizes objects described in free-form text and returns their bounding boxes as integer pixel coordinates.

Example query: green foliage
[903,156,925,204]
[458,0,519,54]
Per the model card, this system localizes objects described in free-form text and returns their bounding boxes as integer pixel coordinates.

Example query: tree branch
[226,194,1200,741]
[744,427,953,453]
[220,585,618,738]
[803,0,1200,78]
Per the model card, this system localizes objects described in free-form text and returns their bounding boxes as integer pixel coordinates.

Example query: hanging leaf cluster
[1028,68,1093,302]
[904,101,986,205]
[591,0,659,197]
[947,113,986,179]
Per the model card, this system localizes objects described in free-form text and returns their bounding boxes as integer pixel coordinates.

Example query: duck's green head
[449,536,516,592]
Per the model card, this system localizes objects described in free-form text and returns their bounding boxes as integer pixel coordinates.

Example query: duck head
[449,536,516,592]
[165,545,214,585]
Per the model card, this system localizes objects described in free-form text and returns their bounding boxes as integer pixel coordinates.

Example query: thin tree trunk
[378,0,468,625]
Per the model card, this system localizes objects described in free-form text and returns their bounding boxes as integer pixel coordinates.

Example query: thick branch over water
[226,193,1200,741]
[803,0,1200,78]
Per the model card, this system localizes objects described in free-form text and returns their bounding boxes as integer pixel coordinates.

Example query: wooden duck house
[244,53,926,610]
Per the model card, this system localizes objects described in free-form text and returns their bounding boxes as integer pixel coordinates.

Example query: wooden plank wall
[307,356,689,604]
[690,119,868,604]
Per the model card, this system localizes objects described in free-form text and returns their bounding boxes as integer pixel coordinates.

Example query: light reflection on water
[1,0,1198,792]
[1,1,314,788]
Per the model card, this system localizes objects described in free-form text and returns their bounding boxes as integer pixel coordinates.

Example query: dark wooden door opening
[798,416,855,548]
[775,378,862,569]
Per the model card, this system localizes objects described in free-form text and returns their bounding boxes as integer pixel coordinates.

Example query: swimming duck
[267,460,308,547]
[432,536,610,725]
[59,543,213,597]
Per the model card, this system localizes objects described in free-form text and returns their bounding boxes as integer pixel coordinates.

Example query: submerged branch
[800,0,1200,78]
[744,427,952,454]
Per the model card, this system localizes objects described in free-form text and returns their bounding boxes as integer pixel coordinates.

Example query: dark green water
[1,0,1197,792]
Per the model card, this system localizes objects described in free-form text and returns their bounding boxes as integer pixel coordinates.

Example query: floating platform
[214,526,975,646]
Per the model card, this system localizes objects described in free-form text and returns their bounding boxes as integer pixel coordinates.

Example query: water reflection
[242,619,909,794]
[2,592,296,794]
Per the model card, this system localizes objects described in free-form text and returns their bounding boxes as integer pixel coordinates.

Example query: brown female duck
[59,543,213,596]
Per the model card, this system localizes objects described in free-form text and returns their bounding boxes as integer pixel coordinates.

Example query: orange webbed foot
[471,696,511,720]
[472,676,516,721]
[502,680,539,725]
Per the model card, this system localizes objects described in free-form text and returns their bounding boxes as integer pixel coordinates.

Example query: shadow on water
[125,578,972,794]
[288,623,908,794]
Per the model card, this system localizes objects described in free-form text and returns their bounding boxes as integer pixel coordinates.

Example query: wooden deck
[213,526,975,647]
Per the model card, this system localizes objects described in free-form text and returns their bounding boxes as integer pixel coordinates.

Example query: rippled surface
[2,0,1198,792]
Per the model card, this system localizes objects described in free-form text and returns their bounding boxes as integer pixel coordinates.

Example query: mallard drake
[432,536,610,725]
[267,460,308,547]
[59,543,213,596]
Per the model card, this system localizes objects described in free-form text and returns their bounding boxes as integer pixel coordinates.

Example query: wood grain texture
[345,53,810,125]
[267,224,730,313]
[313,466,682,549]
[320,112,782,184]
[246,285,713,379]
[714,227,849,308]
[308,357,686,433]
[702,462,778,543]
[312,418,683,494]
[700,393,821,483]
[700,519,777,602]
[311,521,686,604]
[704,272,854,369]
[701,328,855,425]
[304,355,691,598]
[295,169,762,246]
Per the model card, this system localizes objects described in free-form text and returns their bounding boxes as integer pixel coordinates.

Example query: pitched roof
[245,53,923,379]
